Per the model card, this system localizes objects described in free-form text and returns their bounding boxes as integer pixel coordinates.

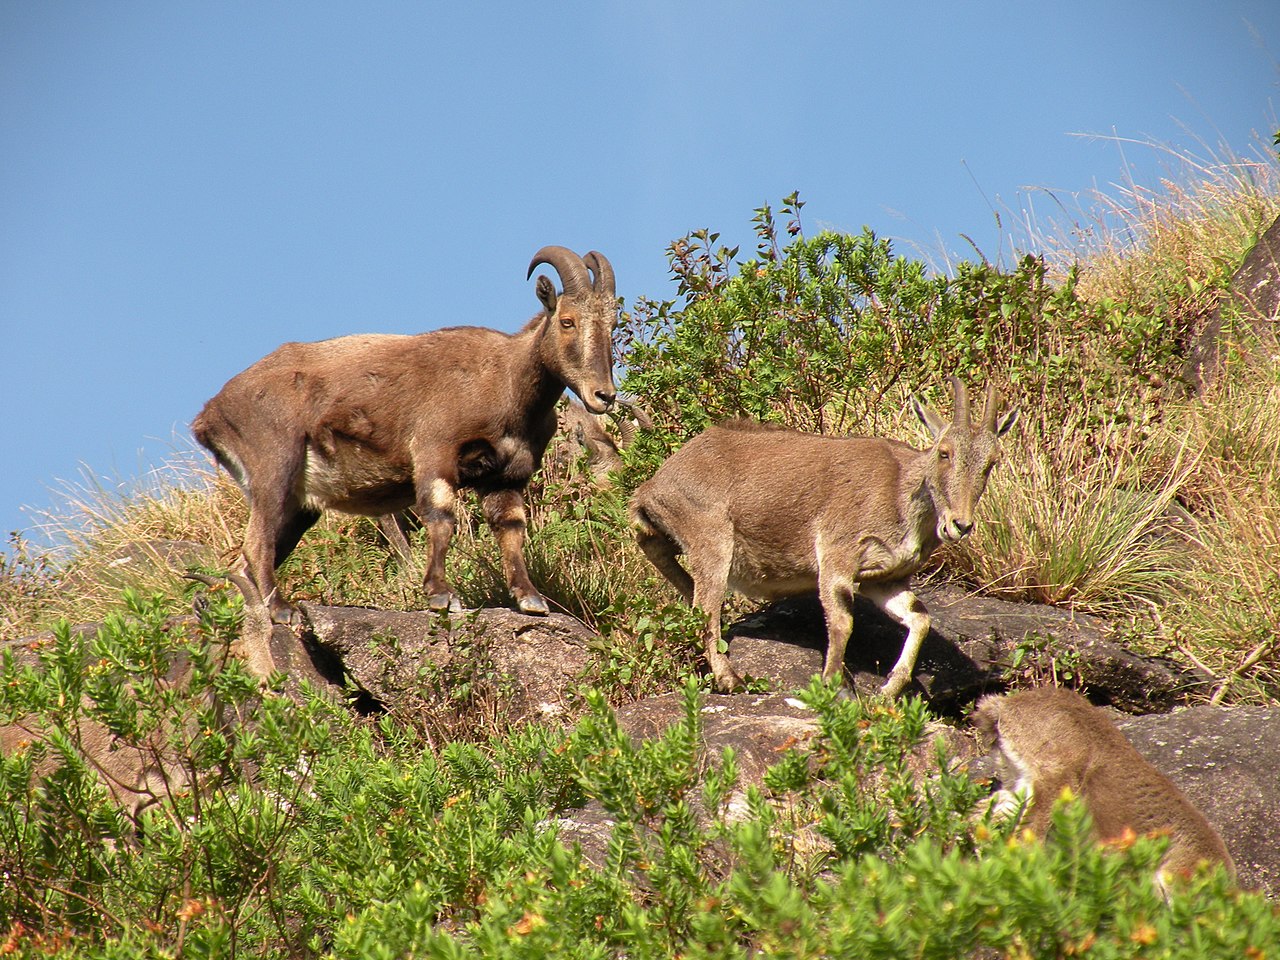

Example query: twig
[1210,635,1276,706]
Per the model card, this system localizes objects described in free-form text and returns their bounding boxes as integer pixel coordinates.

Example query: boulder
[1185,212,1280,390]
[724,583,1208,715]
[616,691,821,792]
[551,691,824,868]
[1115,705,1280,897]
[299,603,595,724]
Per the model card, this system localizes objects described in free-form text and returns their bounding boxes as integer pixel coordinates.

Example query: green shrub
[0,604,1269,959]
[616,193,1192,488]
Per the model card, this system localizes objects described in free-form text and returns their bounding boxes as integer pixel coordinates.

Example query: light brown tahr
[193,246,618,624]
[629,378,1017,695]
[552,395,653,485]
[2,713,197,822]
[375,395,651,565]
[973,687,1235,889]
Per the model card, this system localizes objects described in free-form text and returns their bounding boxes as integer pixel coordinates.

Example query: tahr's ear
[996,406,1020,437]
[911,396,948,440]
[535,275,558,314]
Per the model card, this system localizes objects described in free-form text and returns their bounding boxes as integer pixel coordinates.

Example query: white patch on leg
[429,478,456,511]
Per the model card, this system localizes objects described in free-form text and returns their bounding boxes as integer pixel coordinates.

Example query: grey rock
[1185,211,1280,390]
[554,691,823,868]
[617,690,821,789]
[1115,705,1280,897]
[299,603,595,723]
[725,584,1209,714]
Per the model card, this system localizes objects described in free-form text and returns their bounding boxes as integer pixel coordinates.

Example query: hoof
[711,669,743,694]
[517,594,550,616]
[427,592,463,613]
[879,674,910,699]
[269,604,302,627]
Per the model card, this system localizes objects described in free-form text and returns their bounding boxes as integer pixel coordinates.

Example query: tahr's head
[912,377,1019,543]
[528,246,618,415]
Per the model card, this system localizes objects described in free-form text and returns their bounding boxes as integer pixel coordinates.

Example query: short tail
[630,501,695,603]
[191,409,248,489]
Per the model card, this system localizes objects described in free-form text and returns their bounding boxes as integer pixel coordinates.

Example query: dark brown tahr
[630,377,1018,696]
[193,246,619,625]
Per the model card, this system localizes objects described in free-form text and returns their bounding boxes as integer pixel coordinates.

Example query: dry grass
[1156,357,1280,701]
[1021,133,1280,292]
[0,438,660,642]
[946,414,1197,614]
[938,135,1280,698]
[1,449,245,635]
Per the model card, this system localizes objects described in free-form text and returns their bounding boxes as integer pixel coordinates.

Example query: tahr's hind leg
[817,568,857,685]
[242,501,315,625]
[632,509,695,602]
[687,541,739,692]
[239,445,313,624]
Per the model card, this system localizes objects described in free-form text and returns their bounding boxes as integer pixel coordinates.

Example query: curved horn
[582,250,616,297]
[951,376,971,428]
[616,416,637,448]
[527,245,591,296]
[981,382,1001,432]
[616,396,653,431]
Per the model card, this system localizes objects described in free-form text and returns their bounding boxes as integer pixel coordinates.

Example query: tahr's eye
[559,315,576,329]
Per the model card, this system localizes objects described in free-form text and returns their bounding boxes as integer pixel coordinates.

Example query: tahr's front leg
[481,487,548,615]
[860,580,930,698]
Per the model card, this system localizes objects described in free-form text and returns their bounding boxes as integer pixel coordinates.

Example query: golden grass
[1,450,244,635]
[939,135,1280,698]
[1021,134,1279,280]
[1156,358,1280,700]
[947,414,1197,613]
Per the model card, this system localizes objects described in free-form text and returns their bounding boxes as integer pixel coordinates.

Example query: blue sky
[2,1,1278,547]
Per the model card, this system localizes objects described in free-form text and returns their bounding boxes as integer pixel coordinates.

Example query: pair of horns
[950,376,1003,431]
[527,245,615,297]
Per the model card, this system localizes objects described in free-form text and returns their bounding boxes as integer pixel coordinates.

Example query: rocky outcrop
[1116,706,1280,896]
[1185,212,1280,390]
[261,579,1209,724]
[298,603,596,723]
[725,584,1208,716]
[556,690,1279,897]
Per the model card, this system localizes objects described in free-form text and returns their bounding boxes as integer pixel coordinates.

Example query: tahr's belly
[299,445,414,515]
[727,538,819,600]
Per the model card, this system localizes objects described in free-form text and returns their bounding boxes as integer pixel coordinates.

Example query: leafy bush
[616,193,1195,482]
[4,619,1267,960]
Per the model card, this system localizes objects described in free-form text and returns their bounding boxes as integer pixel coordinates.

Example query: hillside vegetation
[2,146,1280,956]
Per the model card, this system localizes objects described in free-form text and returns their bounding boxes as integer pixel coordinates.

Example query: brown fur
[193,246,618,624]
[0,637,238,820]
[630,379,1017,694]
[550,396,652,485]
[974,687,1235,885]
[1,714,196,821]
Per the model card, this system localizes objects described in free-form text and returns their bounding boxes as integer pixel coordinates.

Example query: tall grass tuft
[1,447,246,635]
[1027,134,1280,302]
[947,414,1197,614]
[1158,357,1280,700]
